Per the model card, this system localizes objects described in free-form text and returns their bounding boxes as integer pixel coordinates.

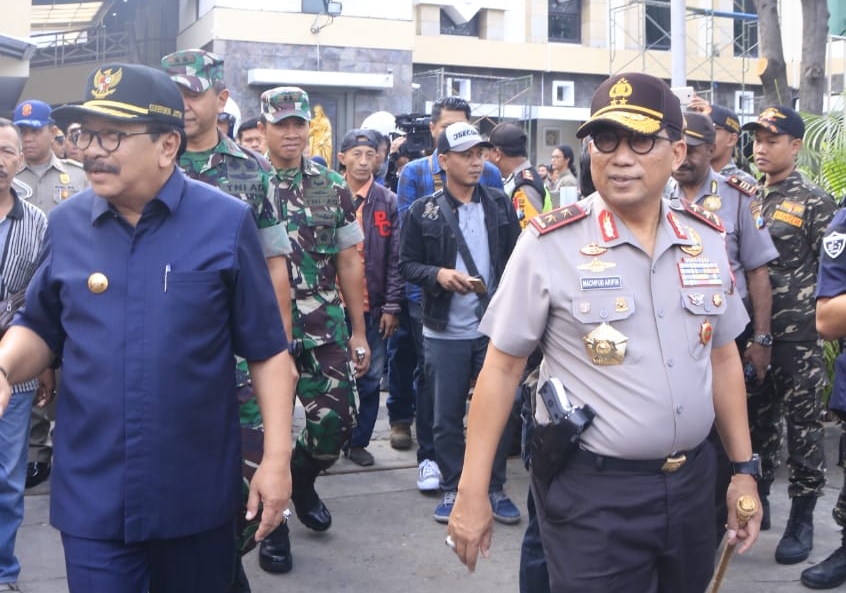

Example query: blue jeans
[386,302,417,426]
[0,389,35,583]
[425,335,508,492]
[350,312,387,449]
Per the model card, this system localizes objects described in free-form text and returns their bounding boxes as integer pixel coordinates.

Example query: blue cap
[13,100,54,129]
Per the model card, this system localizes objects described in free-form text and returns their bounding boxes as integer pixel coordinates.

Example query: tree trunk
[800,0,830,115]
[754,0,792,107]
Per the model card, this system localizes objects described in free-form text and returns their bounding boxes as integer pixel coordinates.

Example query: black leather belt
[570,442,704,474]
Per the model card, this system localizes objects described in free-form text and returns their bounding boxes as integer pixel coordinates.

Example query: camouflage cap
[161,49,224,93]
[261,87,311,123]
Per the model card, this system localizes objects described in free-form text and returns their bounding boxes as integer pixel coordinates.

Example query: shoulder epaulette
[683,200,724,232]
[518,169,535,182]
[530,204,587,234]
[727,174,757,197]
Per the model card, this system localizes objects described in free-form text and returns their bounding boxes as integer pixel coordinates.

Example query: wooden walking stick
[708,495,758,593]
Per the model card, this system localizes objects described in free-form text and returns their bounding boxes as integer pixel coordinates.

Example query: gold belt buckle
[661,453,687,473]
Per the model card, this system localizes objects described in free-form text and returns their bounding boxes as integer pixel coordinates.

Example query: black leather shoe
[291,488,332,532]
[801,546,846,589]
[258,523,293,574]
[25,462,51,489]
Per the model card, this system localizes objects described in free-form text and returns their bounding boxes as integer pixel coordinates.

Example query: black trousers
[531,442,717,593]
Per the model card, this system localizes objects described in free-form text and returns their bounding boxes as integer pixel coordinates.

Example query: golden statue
[308,104,333,165]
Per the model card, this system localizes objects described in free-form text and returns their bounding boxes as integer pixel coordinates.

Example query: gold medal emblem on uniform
[87,272,109,294]
[703,196,722,212]
[712,293,724,308]
[680,228,703,257]
[578,258,616,272]
[615,298,629,312]
[59,173,70,185]
[61,189,69,200]
[699,319,713,345]
[579,243,607,257]
[583,322,628,365]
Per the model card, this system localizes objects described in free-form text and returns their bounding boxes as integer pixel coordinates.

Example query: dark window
[440,9,480,37]
[733,0,758,58]
[549,0,582,44]
[645,0,670,51]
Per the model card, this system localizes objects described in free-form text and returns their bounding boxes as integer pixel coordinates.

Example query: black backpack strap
[435,193,490,312]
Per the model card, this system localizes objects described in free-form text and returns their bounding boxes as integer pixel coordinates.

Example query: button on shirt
[14,170,288,542]
[480,195,748,459]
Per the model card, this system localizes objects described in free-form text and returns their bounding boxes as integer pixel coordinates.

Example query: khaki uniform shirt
[15,153,88,213]
[479,194,748,459]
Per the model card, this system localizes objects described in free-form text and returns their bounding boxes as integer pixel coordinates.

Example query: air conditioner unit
[735,90,755,115]
[446,77,472,101]
[552,80,575,107]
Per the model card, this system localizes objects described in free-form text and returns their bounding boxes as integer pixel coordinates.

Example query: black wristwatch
[731,453,762,481]
[752,334,773,347]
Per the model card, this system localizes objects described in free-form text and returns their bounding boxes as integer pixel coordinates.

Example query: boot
[775,495,817,564]
[258,522,293,574]
[801,531,846,589]
[759,482,771,531]
[290,448,333,532]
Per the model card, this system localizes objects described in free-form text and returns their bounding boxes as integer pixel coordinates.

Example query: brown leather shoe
[389,423,412,450]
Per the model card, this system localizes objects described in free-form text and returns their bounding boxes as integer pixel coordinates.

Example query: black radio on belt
[530,378,596,484]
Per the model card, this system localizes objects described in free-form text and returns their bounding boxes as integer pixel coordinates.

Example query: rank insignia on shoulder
[531,204,587,234]
[519,169,534,181]
[727,174,757,196]
[683,201,724,232]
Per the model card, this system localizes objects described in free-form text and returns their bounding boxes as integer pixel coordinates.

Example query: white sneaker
[417,459,440,491]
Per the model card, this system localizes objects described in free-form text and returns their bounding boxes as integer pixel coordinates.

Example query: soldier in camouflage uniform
[741,105,838,565]
[256,86,370,574]
[162,49,295,590]
[804,200,846,588]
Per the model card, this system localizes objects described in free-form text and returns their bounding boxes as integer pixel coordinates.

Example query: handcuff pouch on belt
[530,378,596,484]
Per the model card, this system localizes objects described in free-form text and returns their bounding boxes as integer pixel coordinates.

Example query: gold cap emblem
[88,272,109,294]
[608,78,632,106]
[90,67,123,100]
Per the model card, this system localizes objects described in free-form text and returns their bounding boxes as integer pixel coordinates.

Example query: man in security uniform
[741,105,838,565]
[487,122,552,229]
[257,86,370,574]
[673,110,779,540]
[446,72,762,591]
[709,104,757,186]
[807,211,846,589]
[13,99,88,490]
[162,49,294,591]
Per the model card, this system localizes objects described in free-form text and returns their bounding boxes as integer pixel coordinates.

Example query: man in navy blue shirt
[0,63,297,593]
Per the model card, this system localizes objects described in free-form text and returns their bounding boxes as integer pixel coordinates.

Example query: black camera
[394,113,432,154]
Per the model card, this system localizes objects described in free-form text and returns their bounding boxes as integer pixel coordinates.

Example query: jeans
[0,389,35,583]
[520,489,550,593]
[386,302,417,426]
[350,312,387,449]
[425,335,508,492]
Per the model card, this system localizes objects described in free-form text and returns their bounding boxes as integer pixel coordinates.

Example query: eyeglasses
[74,128,156,153]
[591,130,673,155]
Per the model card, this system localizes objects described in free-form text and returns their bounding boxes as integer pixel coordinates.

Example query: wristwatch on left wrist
[752,334,773,347]
[731,453,762,481]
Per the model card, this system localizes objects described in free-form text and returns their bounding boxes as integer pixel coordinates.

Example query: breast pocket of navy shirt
[164,270,228,339]
[679,288,727,360]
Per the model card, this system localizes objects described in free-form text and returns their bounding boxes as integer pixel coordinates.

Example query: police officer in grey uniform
[447,72,762,592]
[12,99,87,488]
[673,110,779,539]
[708,104,757,186]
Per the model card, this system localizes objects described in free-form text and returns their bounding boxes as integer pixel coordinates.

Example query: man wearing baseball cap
[447,73,760,590]
[708,104,757,186]
[12,99,88,493]
[0,62,297,592]
[740,105,838,567]
[161,47,293,592]
[335,128,402,469]
[255,86,371,575]
[400,121,521,526]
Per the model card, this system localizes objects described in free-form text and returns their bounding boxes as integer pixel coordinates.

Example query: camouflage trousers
[292,340,359,465]
[749,339,827,498]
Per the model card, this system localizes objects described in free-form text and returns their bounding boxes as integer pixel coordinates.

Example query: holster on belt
[530,378,595,484]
